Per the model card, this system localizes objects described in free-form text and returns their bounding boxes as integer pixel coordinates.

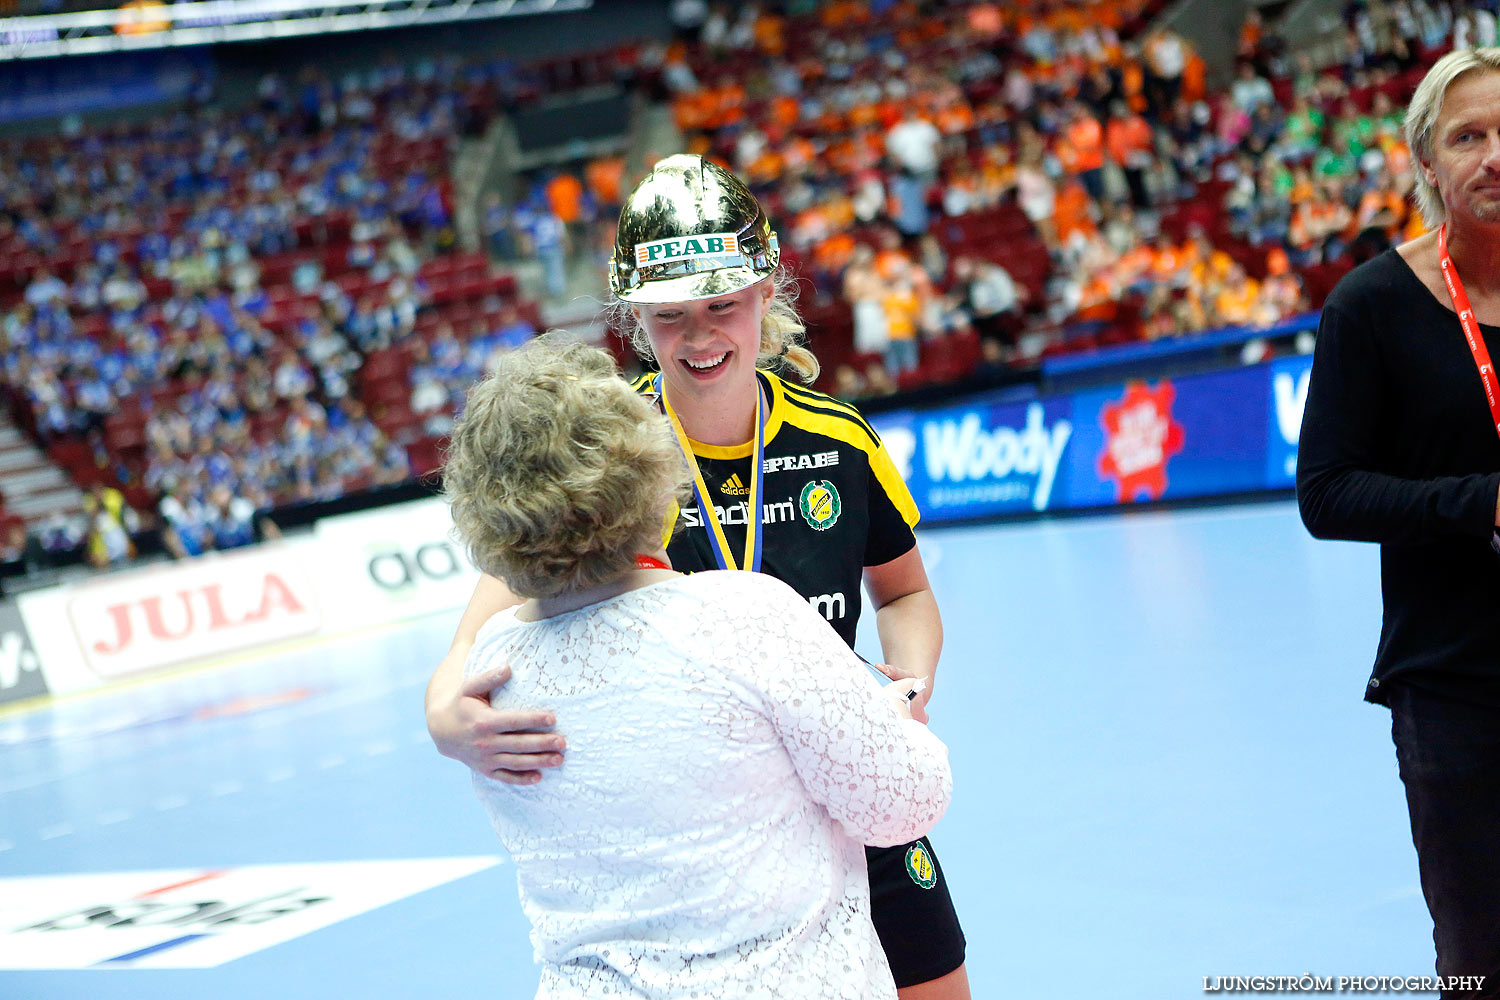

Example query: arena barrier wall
[10,355,1313,700]
[14,497,477,700]
[870,354,1312,524]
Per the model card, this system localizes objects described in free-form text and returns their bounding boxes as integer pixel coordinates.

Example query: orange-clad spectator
[1265,246,1292,280]
[1288,166,1316,206]
[882,272,922,374]
[1117,242,1156,287]
[782,135,817,176]
[820,0,866,28]
[1076,271,1120,324]
[745,146,785,186]
[1187,240,1234,289]
[710,80,746,129]
[977,145,1017,205]
[753,11,785,57]
[1354,170,1408,239]
[1058,102,1107,201]
[967,2,1002,38]
[1053,180,1097,245]
[1181,49,1208,102]
[545,172,583,225]
[1213,265,1261,326]
[873,229,912,283]
[1289,181,1352,257]
[847,97,882,131]
[875,97,906,132]
[1238,9,1263,60]
[813,230,857,279]
[1261,251,1305,321]
[767,94,800,133]
[1105,101,1155,208]
[1121,56,1148,113]
[935,97,975,136]
[584,156,625,210]
[673,89,715,132]
[1149,234,1188,286]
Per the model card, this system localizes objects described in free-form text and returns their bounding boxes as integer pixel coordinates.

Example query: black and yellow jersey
[633,369,919,647]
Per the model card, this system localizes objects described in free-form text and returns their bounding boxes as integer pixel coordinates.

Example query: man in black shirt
[1298,48,1500,998]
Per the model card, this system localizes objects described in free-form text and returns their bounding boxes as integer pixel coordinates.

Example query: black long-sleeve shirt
[1297,249,1500,706]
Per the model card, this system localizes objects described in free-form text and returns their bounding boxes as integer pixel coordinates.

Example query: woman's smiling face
[636,282,772,403]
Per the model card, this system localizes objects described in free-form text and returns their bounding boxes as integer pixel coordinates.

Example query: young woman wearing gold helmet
[427,154,969,999]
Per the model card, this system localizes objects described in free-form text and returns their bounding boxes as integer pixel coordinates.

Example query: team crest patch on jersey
[633,233,740,266]
[720,473,751,496]
[905,843,938,890]
[798,480,841,531]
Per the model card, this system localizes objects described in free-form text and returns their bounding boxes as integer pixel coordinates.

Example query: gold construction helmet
[609,153,780,304]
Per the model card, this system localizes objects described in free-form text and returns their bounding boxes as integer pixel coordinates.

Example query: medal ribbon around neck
[654,372,766,572]
[1438,224,1500,440]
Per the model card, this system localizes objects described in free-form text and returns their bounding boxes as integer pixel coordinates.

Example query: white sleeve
[722,575,952,848]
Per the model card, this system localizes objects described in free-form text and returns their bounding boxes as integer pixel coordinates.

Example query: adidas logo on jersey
[720,474,751,496]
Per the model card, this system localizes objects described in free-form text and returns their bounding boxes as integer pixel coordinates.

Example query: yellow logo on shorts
[798,480,841,531]
[905,843,937,890]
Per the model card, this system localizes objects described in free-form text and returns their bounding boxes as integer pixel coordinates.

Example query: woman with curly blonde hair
[445,333,949,1000]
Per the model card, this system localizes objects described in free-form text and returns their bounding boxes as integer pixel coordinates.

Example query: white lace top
[465,570,952,1000]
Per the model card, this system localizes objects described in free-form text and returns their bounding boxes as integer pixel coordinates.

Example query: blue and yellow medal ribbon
[654,373,766,573]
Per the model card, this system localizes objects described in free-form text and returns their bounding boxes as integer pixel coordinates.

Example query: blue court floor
[0,500,1439,999]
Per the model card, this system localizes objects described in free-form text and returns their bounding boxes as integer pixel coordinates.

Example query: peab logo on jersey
[799,481,841,530]
[1098,381,1185,503]
[763,451,839,474]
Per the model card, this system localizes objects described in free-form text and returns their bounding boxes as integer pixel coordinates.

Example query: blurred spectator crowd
[0,53,559,568]
[3,0,1498,573]
[643,0,1496,396]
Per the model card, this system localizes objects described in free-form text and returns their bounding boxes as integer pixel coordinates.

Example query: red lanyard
[1438,224,1500,440]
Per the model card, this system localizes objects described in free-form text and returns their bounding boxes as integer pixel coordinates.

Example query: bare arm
[425,573,566,784]
[863,544,943,723]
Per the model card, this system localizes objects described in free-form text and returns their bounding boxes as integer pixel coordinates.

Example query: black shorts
[866,837,966,988]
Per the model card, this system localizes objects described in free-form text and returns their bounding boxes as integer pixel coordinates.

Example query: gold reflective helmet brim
[609,153,780,303]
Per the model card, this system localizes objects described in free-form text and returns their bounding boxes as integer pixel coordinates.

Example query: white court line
[38,824,73,840]
[364,740,395,756]
[210,780,243,797]
[96,809,132,826]
[154,794,189,811]
[317,755,346,770]
[266,767,296,783]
